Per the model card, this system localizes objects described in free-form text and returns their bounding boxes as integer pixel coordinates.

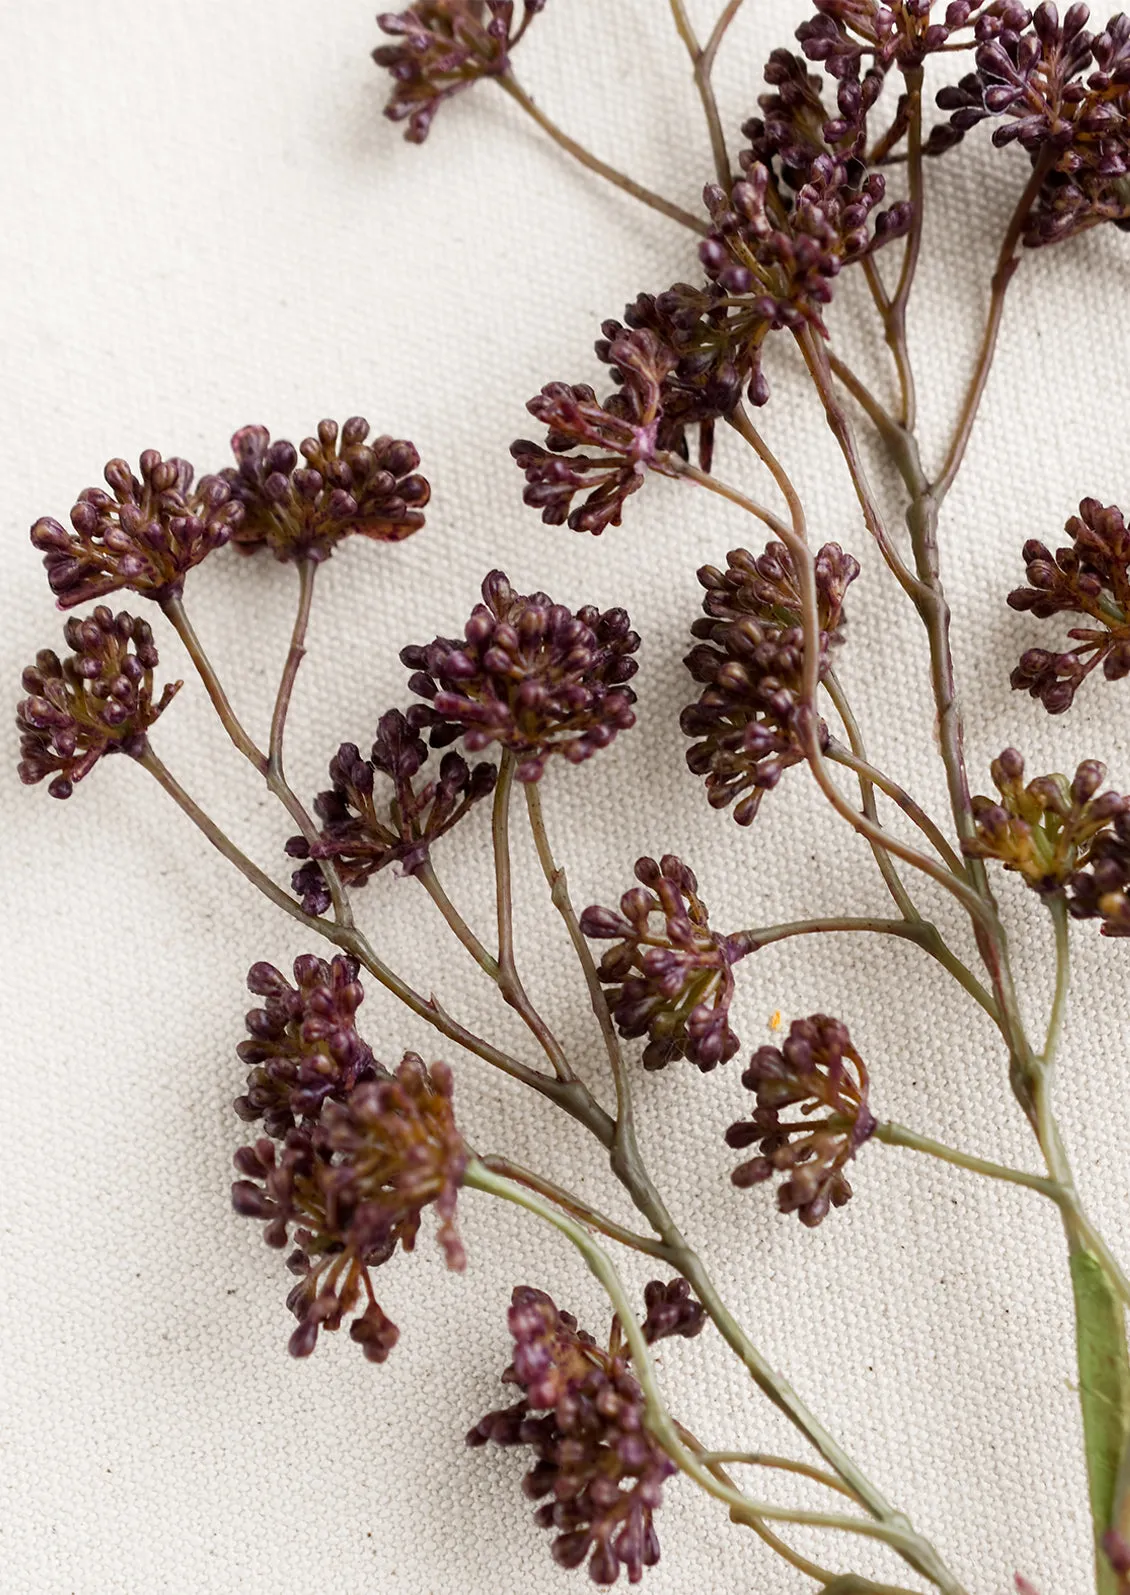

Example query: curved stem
[933,151,1053,499]
[492,754,575,1082]
[415,859,499,979]
[160,594,267,773]
[466,1160,969,1594]
[885,67,924,430]
[697,1450,858,1501]
[267,561,352,927]
[137,745,325,932]
[824,670,919,921]
[523,780,633,1135]
[874,1121,1064,1202]
[479,1155,669,1259]
[667,0,732,187]
[1043,892,1071,1075]
[736,914,997,1022]
[825,740,967,877]
[496,72,707,236]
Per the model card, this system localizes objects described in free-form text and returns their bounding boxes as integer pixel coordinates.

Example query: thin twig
[667,0,733,187]
[826,740,967,877]
[479,1155,669,1258]
[160,594,267,773]
[493,754,575,1082]
[874,1121,1064,1201]
[415,859,499,979]
[696,1450,859,1500]
[497,73,706,235]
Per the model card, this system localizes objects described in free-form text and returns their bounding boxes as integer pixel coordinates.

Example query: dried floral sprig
[512,329,681,533]
[726,1015,876,1227]
[16,608,180,799]
[467,1285,676,1585]
[404,569,639,780]
[287,709,496,914]
[30,452,241,609]
[681,542,857,824]
[220,419,430,563]
[232,1052,466,1360]
[965,748,1129,891]
[931,4,1130,243]
[374,1,545,143]
[1008,497,1130,712]
[580,855,752,1072]
[234,954,382,1136]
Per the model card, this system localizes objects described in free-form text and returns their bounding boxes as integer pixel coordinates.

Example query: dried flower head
[512,330,681,533]
[403,570,640,780]
[640,1277,705,1345]
[965,748,1128,891]
[799,2,982,75]
[467,1285,676,1585]
[374,1,545,143]
[726,1014,876,1226]
[1068,809,1130,932]
[932,5,1130,243]
[1008,497,1130,712]
[696,49,911,354]
[220,419,429,563]
[681,542,856,823]
[287,709,497,914]
[234,954,382,1136]
[17,608,179,799]
[580,855,752,1072]
[232,1053,466,1360]
[30,452,240,609]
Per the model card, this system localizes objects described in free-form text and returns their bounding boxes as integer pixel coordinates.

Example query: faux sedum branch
[18,2,1130,1592]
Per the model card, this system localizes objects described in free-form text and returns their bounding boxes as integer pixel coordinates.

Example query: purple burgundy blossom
[287,709,496,915]
[1068,809,1130,933]
[931,5,1130,242]
[726,1014,876,1227]
[798,2,981,74]
[640,1278,705,1345]
[17,608,180,799]
[232,1052,466,1361]
[234,954,382,1136]
[696,50,912,350]
[682,541,857,824]
[1008,498,1130,712]
[581,855,752,1072]
[467,1285,676,1586]
[30,451,241,609]
[373,1,545,143]
[512,329,681,533]
[965,748,1129,892]
[403,570,640,780]
[220,418,430,563]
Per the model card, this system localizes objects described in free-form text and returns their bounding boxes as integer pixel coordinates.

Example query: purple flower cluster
[512,330,681,534]
[16,609,179,799]
[1009,497,1130,712]
[966,748,1129,892]
[1068,810,1130,932]
[726,1014,876,1227]
[232,1047,466,1361]
[682,541,858,824]
[404,570,640,780]
[373,1,546,142]
[467,1284,682,1586]
[221,418,430,563]
[234,955,382,1136]
[288,709,496,914]
[581,855,752,1072]
[931,4,1130,243]
[799,2,985,73]
[30,451,241,609]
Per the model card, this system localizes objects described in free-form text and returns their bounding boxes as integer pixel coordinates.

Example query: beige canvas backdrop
[3,2,1129,1591]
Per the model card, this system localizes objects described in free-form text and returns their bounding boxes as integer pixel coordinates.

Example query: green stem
[825,739,967,877]
[496,73,706,236]
[465,1161,969,1594]
[874,1121,1063,1201]
[697,1451,858,1500]
[479,1155,669,1258]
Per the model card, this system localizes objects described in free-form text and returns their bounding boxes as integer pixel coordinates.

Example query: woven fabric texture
[3,3,1129,1592]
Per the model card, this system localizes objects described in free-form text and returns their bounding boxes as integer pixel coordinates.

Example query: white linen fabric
[3,3,1129,1592]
